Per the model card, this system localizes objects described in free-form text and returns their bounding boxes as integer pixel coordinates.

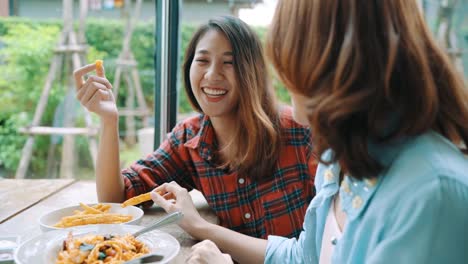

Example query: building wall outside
[0,0,9,17]
[181,2,233,25]
[14,0,240,24]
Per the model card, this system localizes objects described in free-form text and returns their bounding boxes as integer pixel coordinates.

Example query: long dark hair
[266,0,468,179]
[183,16,281,179]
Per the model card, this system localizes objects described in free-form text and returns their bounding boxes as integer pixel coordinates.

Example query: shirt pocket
[260,183,309,238]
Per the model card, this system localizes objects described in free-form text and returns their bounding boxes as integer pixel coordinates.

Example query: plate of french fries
[39,203,144,232]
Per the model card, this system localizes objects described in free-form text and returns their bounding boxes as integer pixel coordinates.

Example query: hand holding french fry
[150,182,207,236]
[73,60,118,122]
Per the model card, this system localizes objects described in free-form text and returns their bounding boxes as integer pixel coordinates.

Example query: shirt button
[244,213,251,219]
[331,236,338,245]
[325,169,334,182]
[238,178,245,184]
[352,195,363,209]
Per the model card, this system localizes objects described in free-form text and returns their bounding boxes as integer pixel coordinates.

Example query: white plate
[14,224,180,264]
[39,203,144,232]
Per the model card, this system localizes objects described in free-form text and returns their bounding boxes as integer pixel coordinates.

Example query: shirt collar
[311,138,408,220]
[309,150,341,208]
[339,175,379,219]
[183,115,217,161]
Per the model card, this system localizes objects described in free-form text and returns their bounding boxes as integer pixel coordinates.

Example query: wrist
[182,217,213,240]
[100,115,119,128]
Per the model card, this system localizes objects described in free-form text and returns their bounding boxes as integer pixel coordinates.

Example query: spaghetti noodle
[56,232,150,264]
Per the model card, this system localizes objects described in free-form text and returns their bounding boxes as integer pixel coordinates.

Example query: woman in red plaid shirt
[73,16,316,239]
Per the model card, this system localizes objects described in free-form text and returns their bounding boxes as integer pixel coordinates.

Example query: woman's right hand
[187,240,234,264]
[73,62,118,124]
[150,182,209,238]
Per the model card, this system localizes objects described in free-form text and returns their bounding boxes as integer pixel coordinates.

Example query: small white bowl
[39,203,143,232]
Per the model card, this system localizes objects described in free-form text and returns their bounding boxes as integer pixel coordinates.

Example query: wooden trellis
[16,0,98,179]
[113,0,151,145]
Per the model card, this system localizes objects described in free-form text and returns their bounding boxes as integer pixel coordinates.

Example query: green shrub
[0,21,60,176]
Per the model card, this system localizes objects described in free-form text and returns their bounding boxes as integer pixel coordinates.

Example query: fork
[132,211,184,237]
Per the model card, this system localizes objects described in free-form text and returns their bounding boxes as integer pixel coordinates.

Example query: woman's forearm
[151,182,268,264]
[190,222,267,264]
[95,118,125,202]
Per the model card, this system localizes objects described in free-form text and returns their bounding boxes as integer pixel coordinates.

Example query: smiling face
[189,29,239,118]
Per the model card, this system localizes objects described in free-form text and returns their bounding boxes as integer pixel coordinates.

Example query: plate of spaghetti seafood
[14,224,180,264]
[39,203,144,232]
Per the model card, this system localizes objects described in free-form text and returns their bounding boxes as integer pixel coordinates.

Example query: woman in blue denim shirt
[151,0,468,263]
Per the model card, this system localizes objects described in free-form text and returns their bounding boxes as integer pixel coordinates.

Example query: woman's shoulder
[391,131,468,182]
[277,106,312,146]
[374,131,468,207]
[363,133,468,235]
[376,149,468,232]
[276,105,313,150]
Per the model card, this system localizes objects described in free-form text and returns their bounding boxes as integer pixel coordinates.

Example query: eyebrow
[196,50,233,56]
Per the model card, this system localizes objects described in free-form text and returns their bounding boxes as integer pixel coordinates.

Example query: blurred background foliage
[0,18,291,178]
[0,5,466,178]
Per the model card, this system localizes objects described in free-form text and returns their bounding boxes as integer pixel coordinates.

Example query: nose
[204,63,223,81]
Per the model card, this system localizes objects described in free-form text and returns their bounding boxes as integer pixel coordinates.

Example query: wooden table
[0,179,218,263]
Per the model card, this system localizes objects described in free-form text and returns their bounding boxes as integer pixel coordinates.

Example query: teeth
[203,88,227,96]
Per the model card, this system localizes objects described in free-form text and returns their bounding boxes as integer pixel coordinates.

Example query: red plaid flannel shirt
[123,107,317,238]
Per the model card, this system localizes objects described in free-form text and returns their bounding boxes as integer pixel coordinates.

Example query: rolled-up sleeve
[265,206,318,264]
[266,235,303,264]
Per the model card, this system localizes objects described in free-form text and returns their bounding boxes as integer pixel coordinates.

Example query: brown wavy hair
[183,16,281,180]
[266,0,468,179]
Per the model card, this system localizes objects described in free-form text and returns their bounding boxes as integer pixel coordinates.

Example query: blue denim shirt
[265,131,468,263]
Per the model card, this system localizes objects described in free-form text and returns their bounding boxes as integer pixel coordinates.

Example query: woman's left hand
[150,181,208,236]
[186,240,233,264]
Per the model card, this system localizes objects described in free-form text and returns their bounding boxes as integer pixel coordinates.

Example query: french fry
[53,203,132,228]
[80,202,102,214]
[58,213,132,227]
[121,192,157,208]
[95,59,104,77]
[95,204,111,212]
